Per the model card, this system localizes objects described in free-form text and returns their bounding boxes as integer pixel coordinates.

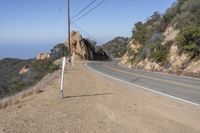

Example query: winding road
[86,61,200,106]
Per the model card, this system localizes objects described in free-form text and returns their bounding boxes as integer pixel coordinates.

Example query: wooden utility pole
[68,0,71,60]
[60,0,72,99]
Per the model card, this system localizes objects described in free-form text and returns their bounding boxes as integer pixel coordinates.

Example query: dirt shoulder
[0,61,200,133]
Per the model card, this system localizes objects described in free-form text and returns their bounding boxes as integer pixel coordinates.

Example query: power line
[71,0,98,20]
[46,0,64,46]
[71,22,100,43]
[71,0,107,22]
[71,0,81,14]
[71,22,96,40]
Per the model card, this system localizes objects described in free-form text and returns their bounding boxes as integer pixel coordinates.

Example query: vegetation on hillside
[84,38,110,60]
[102,37,129,58]
[0,43,68,99]
[0,58,60,99]
[127,0,200,65]
[0,41,109,98]
[50,43,68,59]
[0,58,33,98]
[176,26,200,58]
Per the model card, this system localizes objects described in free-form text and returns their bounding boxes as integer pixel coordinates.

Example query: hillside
[0,61,200,133]
[121,0,200,77]
[0,34,109,99]
[0,58,60,99]
[102,37,129,58]
[0,43,68,98]
[0,58,34,98]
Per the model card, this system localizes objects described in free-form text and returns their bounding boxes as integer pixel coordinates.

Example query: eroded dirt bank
[0,61,200,133]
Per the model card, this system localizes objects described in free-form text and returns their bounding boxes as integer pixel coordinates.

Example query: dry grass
[0,70,60,110]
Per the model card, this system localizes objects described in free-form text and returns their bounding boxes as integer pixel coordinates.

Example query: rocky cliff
[69,31,109,60]
[121,0,200,77]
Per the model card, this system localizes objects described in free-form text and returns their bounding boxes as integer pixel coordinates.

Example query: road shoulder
[0,61,199,133]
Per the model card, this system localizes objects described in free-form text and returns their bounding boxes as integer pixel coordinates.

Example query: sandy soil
[0,61,200,133]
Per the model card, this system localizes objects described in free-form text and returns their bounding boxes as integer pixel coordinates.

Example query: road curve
[86,61,200,106]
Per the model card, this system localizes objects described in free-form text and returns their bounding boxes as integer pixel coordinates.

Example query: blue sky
[0,0,176,59]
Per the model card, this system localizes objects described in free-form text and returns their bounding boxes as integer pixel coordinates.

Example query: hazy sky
[0,0,176,59]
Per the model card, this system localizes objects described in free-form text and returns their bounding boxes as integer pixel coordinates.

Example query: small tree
[132,22,146,44]
[50,43,68,59]
[176,26,200,58]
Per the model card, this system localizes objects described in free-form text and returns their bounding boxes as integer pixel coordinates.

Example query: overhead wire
[71,0,107,22]
[71,22,97,41]
[46,0,64,46]
[71,22,104,45]
[71,0,98,20]
[69,0,107,45]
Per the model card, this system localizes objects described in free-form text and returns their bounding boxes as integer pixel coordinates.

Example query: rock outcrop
[120,0,200,77]
[121,26,200,76]
[36,53,50,60]
[19,66,29,75]
[121,40,142,67]
[69,31,109,61]
[162,26,179,45]
[69,31,88,60]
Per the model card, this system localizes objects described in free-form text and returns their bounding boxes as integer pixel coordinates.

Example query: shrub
[151,44,168,63]
[183,43,200,58]
[12,82,27,92]
[176,26,200,58]
[127,47,135,57]
[32,59,52,74]
[30,58,60,84]
[132,22,147,44]
[48,63,59,73]
[136,47,147,61]
[51,43,68,59]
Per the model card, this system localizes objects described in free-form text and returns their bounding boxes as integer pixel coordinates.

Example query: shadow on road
[63,93,113,99]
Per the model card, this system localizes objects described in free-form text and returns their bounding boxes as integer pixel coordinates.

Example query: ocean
[0,43,55,60]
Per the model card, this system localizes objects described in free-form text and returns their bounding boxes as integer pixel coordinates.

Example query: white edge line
[117,62,200,81]
[85,62,200,107]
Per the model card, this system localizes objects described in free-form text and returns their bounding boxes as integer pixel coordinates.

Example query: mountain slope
[121,0,200,77]
[0,43,67,98]
[102,37,129,58]
[0,62,200,133]
[0,58,34,98]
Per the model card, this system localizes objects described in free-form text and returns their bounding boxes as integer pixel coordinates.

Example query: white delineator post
[71,52,75,67]
[60,57,66,98]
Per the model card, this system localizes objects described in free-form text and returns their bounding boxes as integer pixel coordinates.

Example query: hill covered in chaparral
[119,0,200,77]
[0,32,109,99]
[0,44,65,99]
[102,37,129,58]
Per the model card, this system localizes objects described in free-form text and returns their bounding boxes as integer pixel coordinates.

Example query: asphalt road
[86,61,200,106]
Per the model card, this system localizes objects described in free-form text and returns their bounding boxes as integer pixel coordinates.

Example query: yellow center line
[103,63,200,90]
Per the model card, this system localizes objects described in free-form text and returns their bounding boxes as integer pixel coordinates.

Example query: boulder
[69,31,109,61]
[19,66,29,75]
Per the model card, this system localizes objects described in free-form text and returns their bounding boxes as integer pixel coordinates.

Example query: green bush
[51,43,68,59]
[127,47,135,57]
[48,63,59,73]
[183,43,200,57]
[31,58,60,75]
[176,26,200,58]
[12,82,27,92]
[151,44,168,63]
[172,0,200,29]
[132,22,147,44]
[32,59,52,74]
